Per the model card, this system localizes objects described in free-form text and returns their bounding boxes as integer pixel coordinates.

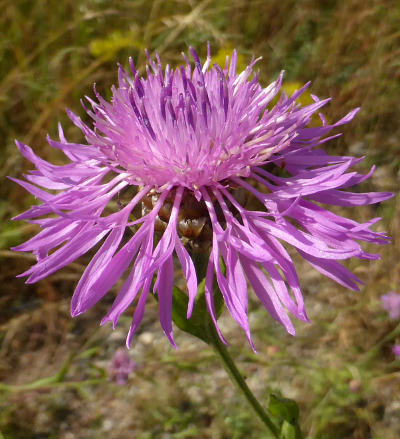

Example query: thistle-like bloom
[381,292,400,319]
[393,345,400,360]
[12,46,392,348]
[108,348,136,385]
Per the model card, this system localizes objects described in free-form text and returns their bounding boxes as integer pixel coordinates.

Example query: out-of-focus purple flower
[392,345,400,360]
[381,292,400,319]
[12,45,392,349]
[108,348,136,385]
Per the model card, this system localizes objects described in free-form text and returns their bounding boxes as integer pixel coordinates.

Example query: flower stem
[207,322,280,438]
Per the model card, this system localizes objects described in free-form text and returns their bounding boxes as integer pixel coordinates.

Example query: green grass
[0,0,399,438]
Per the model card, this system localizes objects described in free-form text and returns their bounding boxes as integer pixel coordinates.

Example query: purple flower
[381,292,400,319]
[12,46,392,349]
[393,345,400,360]
[108,348,136,385]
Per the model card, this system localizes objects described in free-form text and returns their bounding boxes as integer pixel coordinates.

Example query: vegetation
[0,0,399,437]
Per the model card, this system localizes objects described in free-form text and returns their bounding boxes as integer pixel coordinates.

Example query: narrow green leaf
[55,353,74,382]
[268,393,299,423]
[171,254,227,344]
[171,285,209,343]
[281,421,304,439]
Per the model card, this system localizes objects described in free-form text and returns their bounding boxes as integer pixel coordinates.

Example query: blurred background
[0,0,399,438]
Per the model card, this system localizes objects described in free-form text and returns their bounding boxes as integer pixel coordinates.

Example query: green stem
[360,321,400,365]
[207,322,280,439]
[0,379,105,394]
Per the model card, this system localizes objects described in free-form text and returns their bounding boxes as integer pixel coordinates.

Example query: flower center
[141,189,214,251]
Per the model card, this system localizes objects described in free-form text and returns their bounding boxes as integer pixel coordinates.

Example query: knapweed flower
[12,46,392,349]
[393,345,400,360]
[108,348,136,385]
[381,292,400,319]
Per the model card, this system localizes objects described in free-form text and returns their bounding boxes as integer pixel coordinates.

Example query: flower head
[12,46,392,349]
[381,292,400,320]
[108,348,136,385]
[393,345,400,360]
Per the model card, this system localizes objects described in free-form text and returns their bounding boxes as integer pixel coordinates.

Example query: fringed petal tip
[100,314,116,329]
[248,339,258,354]
[70,307,85,318]
[298,309,310,324]
[24,278,36,285]
[169,339,178,350]
[125,337,132,350]
[381,192,395,202]
[14,139,27,152]
[10,244,25,252]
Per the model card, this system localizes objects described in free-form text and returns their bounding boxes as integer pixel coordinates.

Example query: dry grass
[0,0,399,438]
